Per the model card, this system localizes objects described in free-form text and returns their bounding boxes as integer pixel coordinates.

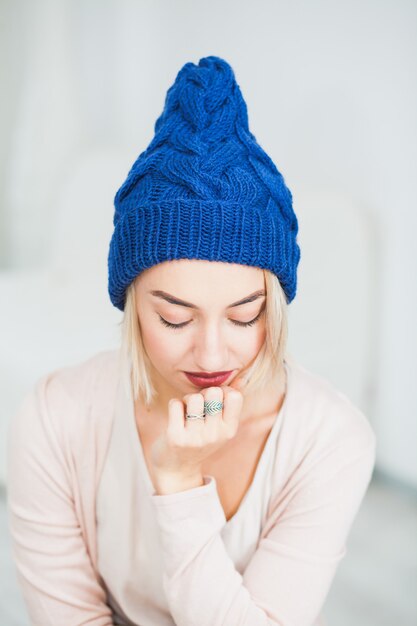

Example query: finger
[201,387,223,441]
[184,392,205,436]
[220,386,243,437]
[228,372,249,392]
[167,398,186,442]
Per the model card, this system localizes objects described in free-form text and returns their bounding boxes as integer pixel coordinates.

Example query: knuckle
[205,431,218,444]
[225,425,238,440]
[166,430,178,445]
[185,432,201,446]
[229,389,242,401]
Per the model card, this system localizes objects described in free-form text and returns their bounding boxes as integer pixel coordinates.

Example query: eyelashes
[158,307,265,331]
[158,306,265,330]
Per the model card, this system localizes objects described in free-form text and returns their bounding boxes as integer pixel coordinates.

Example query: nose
[193,319,229,372]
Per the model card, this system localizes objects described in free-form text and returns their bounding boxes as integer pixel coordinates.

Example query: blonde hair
[118,268,288,407]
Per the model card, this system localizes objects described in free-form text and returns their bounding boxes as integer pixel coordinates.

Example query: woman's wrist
[153,470,204,495]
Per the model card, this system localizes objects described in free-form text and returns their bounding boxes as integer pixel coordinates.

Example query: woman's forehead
[140,259,264,282]
[135,260,265,304]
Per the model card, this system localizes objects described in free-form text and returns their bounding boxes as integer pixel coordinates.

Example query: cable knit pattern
[108,55,300,311]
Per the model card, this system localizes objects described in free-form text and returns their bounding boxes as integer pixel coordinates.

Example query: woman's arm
[6,376,114,626]
[150,417,376,626]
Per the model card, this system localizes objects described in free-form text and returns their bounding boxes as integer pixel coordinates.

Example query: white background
[0,0,416,491]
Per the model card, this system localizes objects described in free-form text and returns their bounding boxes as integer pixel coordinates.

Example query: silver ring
[203,400,223,415]
[185,412,206,421]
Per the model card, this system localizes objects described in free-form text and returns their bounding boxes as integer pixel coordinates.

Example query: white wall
[1,0,416,488]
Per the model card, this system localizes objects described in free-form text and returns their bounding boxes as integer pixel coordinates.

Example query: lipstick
[184,371,234,387]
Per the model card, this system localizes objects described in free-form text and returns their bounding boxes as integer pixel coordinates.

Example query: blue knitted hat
[108,55,300,311]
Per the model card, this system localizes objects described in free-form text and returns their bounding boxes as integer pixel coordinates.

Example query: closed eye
[158,305,265,331]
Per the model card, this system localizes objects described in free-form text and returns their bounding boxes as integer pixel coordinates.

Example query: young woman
[7,56,376,626]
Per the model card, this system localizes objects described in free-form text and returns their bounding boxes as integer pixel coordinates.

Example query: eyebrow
[149,289,266,309]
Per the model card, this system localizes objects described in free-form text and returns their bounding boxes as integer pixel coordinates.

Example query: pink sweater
[6,349,376,626]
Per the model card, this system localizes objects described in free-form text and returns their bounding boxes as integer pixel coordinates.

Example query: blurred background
[0,0,416,624]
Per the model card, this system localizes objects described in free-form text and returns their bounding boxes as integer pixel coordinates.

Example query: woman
[7,56,376,626]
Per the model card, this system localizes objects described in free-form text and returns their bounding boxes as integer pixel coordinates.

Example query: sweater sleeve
[150,421,376,626]
[6,375,114,626]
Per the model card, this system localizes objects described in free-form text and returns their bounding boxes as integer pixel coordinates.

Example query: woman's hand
[150,378,245,493]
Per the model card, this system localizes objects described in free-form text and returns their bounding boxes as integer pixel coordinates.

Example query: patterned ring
[203,400,224,416]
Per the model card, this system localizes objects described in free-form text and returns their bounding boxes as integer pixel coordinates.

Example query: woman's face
[134,259,267,400]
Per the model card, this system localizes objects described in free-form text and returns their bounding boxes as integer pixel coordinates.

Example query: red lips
[185,370,232,377]
[184,371,234,386]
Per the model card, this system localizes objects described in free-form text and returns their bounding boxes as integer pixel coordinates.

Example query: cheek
[244,325,266,357]
[226,329,265,364]
[141,325,165,353]
[257,324,267,347]
[140,323,184,361]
